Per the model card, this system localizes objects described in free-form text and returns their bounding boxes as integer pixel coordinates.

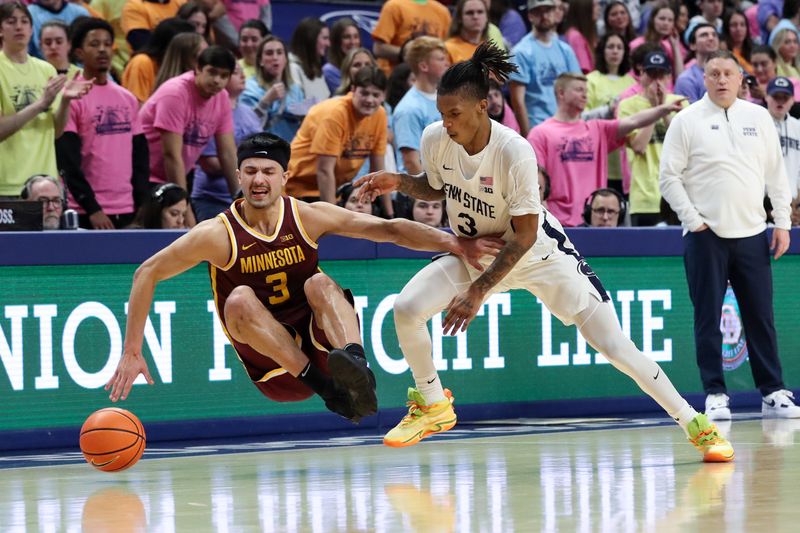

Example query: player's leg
[304,273,377,418]
[224,285,356,420]
[574,298,699,426]
[384,256,470,447]
[573,294,734,462]
[394,256,471,401]
[225,285,311,375]
[526,254,733,462]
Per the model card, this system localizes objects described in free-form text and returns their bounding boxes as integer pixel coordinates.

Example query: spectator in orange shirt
[286,66,389,212]
[122,0,187,52]
[445,0,489,65]
[371,0,451,75]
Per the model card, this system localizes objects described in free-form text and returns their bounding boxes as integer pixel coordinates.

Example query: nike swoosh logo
[427,377,437,384]
[765,399,776,407]
[242,242,256,251]
[442,164,454,170]
[90,457,117,467]
[653,369,660,380]
[542,254,551,261]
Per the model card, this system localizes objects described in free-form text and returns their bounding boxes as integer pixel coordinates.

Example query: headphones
[153,183,184,204]
[582,188,627,226]
[20,174,67,205]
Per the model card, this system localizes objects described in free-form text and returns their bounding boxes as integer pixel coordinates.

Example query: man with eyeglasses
[661,49,799,421]
[22,174,63,229]
[583,189,624,227]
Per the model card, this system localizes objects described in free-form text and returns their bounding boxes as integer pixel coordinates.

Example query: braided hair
[438,42,519,101]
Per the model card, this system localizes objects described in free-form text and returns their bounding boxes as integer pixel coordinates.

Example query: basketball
[79,408,146,472]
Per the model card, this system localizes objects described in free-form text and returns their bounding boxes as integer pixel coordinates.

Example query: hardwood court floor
[1,416,799,532]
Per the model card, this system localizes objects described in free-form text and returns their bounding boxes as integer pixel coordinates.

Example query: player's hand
[105,350,154,402]
[353,170,402,202]
[89,210,115,230]
[455,235,505,271]
[771,228,790,259]
[442,286,486,336]
[692,223,709,232]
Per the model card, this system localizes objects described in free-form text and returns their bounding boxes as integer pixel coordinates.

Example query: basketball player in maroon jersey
[105,133,503,421]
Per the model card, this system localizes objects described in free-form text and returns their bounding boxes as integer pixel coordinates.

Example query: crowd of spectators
[1,0,800,231]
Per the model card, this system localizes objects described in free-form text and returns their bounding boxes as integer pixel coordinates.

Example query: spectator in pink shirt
[139,45,238,226]
[57,18,149,230]
[562,0,599,74]
[222,0,270,34]
[527,72,683,226]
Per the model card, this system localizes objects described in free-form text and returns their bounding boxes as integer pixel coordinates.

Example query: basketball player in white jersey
[356,43,733,462]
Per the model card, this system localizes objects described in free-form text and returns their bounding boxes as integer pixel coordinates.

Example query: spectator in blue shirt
[509,0,581,136]
[392,36,450,175]
[28,0,89,58]
[675,22,719,103]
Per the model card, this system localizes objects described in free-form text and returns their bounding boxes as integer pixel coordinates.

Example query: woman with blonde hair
[239,35,305,142]
[334,47,376,95]
[153,32,207,91]
[770,26,800,79]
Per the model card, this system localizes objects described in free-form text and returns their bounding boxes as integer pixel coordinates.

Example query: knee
[304,273,338,308]
[224,286,257,339]
[393,287,427,326]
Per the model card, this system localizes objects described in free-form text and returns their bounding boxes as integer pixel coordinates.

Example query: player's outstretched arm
[300,202,503,269]
[105,219,231,401]
[442,213,539,335]
[354,170,446,202]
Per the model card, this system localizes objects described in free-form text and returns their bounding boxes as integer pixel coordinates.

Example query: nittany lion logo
[576,259,596,277]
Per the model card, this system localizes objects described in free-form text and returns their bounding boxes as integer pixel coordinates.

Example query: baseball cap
[527,0,556,10]
[642,51,672,72]
[767,76,794,97]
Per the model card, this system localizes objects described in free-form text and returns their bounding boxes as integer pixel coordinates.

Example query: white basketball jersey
[421,120,571,263]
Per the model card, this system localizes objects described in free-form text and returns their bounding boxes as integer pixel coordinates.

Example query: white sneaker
[705,393,731,421]
[762,390,800,418]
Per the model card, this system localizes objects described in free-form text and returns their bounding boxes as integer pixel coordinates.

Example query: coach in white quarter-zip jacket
[660,50,800,422]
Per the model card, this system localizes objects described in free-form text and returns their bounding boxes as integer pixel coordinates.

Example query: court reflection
[82,487,147,533]
[1,420,799,531]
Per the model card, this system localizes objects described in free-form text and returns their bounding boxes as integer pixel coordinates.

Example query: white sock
[414,372,446,404]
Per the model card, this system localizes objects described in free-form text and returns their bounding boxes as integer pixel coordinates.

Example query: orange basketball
[79,408,146,472]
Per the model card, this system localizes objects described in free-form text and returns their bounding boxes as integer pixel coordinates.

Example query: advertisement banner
[2,256,798,433]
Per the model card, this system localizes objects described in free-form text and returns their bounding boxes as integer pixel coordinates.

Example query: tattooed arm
[441,213,539,335]
[353,170,446,202]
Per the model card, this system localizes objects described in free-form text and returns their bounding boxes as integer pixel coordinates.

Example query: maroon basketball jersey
[211,196,320,328]
[209,197,328,401]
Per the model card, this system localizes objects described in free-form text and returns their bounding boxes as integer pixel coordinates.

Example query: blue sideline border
[2,227,798,266]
